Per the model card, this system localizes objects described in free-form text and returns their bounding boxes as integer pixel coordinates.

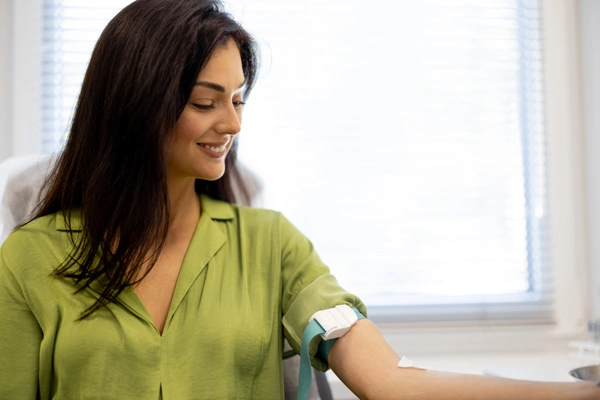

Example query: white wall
[543,0,590,336]
[12,0,42,157]
[581,0,600,318]
[0,0,13,163]
[0,0,42,163]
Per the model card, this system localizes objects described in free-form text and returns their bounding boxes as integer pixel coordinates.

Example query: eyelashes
[193,104,214,111]
[192,101,246,111]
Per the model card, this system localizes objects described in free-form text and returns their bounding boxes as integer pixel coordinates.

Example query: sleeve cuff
[282,274,367,371]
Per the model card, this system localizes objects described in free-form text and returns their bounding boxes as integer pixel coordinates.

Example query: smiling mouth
[198,143,227,152]
[196,142,229,159]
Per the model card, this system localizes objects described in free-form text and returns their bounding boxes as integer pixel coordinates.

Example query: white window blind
[42,0,549,323]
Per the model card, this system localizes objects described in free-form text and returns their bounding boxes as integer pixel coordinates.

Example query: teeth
[199,144,226,152]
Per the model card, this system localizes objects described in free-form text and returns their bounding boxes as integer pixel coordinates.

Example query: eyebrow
[194,79,246,93]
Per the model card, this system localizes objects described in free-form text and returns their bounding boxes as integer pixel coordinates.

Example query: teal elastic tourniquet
[297,307,365,400]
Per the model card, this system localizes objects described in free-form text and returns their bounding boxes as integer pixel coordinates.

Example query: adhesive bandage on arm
[398,356,424,369]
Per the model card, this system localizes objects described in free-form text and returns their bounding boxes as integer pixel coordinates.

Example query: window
[42,0,551,324]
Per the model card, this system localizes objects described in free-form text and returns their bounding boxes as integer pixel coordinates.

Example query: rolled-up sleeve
[278,213,366,371]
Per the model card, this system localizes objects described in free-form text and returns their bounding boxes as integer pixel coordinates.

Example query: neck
[167,177,200,231]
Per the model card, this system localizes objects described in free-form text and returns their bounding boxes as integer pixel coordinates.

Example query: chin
[197,168,226,181]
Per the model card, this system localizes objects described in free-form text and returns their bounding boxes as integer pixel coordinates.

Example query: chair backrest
[0,154,55,243]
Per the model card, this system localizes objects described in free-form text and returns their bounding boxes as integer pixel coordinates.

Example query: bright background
[35,0,550,324]
[1,0,599,368]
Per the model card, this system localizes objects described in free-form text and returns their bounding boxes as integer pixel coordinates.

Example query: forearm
[369,368,600,400]
[328,319,600,400]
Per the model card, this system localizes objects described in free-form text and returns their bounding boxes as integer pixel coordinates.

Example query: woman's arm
[0,248,42,399]
[329,319,600,400]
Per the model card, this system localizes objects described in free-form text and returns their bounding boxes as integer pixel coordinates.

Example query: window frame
[379,0,590,353]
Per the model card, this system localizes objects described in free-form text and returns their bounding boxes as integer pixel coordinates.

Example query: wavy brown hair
[31,0,259,318]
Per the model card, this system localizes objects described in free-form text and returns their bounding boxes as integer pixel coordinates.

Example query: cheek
[178,118,197,141]
[174,109,205,141]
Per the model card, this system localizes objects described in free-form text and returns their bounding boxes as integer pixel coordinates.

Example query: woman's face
[165,37,246,183]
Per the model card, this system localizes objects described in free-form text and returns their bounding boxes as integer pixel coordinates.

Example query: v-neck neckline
[92,195,229,336]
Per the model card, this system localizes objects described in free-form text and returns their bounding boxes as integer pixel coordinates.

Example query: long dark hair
[31,0,259,318]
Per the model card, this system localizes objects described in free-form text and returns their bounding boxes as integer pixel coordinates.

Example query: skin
[137,37,600,397]
[328,311,600,399]
[164,38,245,187]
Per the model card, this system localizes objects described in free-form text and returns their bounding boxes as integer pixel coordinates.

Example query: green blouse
[0,194,366,399]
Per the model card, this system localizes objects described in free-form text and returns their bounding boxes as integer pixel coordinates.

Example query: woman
[0,0,599,399]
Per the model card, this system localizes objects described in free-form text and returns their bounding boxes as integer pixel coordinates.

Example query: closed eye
[192,103,214,111]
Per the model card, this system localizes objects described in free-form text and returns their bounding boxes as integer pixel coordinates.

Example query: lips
[198,143,227,152]
[196,141,228,158]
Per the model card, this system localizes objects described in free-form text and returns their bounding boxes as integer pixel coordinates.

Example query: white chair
[0,154,55,243]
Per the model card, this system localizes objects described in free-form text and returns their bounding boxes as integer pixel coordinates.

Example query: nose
[216,103,242,135]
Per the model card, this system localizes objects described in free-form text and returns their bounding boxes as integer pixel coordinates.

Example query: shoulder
[2,213,59,250]
[1,212,68,280]
[234,204,282,227]
[230,203,312,254]
[201,193,283,230]
[199,195,309,250]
